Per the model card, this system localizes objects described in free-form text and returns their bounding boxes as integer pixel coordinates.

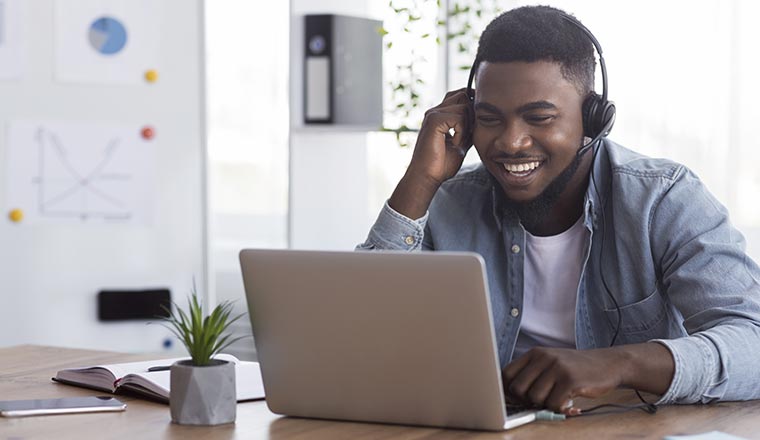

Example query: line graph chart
[5,120,154,224]
[34,127,131,220]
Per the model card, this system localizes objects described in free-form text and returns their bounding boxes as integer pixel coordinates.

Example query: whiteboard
[0,0,206,352]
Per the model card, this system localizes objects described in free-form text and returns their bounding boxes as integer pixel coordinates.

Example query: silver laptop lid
[239,249,508,431]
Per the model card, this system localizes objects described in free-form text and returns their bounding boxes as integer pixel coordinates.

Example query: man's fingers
[544,382,576,413]
[505,354,554,403]
[442,87,467,100]
[445,102,473,149]
[448,124,465,150]
[526,367,560,408]
[425,108,470,149]
[501,348,622,413]
[545,377,610,413]
[502,351,533,386]
[440,88,470,106]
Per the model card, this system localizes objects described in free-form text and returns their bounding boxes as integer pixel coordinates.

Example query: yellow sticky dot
[9,209,23,223]
[144,69,159,83]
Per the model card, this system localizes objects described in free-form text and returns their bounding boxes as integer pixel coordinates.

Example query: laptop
[239,249,539,431]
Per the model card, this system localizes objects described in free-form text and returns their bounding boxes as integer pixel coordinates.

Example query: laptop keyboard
[505,403,534,413]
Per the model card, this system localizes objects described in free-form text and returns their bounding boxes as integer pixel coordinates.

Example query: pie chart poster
[54,0,162,85]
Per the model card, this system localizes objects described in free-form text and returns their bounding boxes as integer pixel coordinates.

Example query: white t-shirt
[512,217,589,359]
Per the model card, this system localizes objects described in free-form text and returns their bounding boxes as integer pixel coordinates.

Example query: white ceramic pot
[170,359,236,425]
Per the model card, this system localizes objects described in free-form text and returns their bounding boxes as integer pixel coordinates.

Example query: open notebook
[53,354,265,404]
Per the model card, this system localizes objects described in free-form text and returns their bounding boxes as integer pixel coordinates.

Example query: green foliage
[383,0,502,146]
[160,288,247,366]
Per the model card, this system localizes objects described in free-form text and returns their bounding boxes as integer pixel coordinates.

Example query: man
[358,6,760,415]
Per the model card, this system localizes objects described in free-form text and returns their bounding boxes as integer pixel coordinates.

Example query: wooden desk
[1,345,759,439]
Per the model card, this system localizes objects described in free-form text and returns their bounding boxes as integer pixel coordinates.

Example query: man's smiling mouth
[496,160,545,179]
[503,161,542,176]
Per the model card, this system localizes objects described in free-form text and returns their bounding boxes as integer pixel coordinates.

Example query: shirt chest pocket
[602,287,671,343]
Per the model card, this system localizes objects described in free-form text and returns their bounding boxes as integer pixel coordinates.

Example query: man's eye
[477,116,500,125]
[526,115,555,124]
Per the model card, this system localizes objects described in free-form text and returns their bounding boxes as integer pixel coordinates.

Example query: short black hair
[474,5,595,95]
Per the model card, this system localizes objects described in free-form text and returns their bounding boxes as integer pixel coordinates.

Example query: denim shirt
[358,140,760,405]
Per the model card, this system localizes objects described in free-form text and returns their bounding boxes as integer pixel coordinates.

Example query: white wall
[205,0,290,360]
[0,0,206,351]
[290,131,370,250]
[288,0,385,250]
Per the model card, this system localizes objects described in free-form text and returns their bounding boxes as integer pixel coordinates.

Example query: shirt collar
[582,140,612,230]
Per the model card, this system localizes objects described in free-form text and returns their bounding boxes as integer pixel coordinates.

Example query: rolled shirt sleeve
[649,168,760,404]
[356,200,429,251]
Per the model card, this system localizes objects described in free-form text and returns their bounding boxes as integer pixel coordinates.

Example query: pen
[147,365,171,372]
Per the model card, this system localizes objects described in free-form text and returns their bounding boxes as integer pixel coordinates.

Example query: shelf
[291,124,385,134]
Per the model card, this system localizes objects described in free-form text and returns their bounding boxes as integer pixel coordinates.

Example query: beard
[497,150,585,230]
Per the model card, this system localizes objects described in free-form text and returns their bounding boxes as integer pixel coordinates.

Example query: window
[205,1,289,358]
[371,0,760,261]
[522,0,760,259]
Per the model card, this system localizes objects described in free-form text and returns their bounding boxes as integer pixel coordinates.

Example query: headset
[465,12,616,157]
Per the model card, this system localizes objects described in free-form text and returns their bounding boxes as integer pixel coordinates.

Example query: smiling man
[358,6,760,414]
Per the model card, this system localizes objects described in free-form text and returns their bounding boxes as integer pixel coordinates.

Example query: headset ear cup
[600,101,616,136]
[582,93,601,139]
[583,93,615,139]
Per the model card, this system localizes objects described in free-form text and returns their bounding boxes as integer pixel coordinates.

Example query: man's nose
[496,121,533,153]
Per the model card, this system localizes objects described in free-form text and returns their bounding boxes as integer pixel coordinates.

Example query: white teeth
[503,161,540,173]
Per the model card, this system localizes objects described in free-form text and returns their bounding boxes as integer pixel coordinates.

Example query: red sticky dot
[141,126,155,140]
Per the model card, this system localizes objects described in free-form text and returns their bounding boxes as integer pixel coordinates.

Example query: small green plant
[161,289,246,366]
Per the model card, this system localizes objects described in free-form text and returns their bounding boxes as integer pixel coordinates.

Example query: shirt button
[510,308,520,317]
[404,236,415,246]
[511,244,520,254]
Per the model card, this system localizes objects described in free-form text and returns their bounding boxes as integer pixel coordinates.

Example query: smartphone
[0,396,126,417]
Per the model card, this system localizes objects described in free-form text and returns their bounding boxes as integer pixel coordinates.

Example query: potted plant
[161,290,245,425]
